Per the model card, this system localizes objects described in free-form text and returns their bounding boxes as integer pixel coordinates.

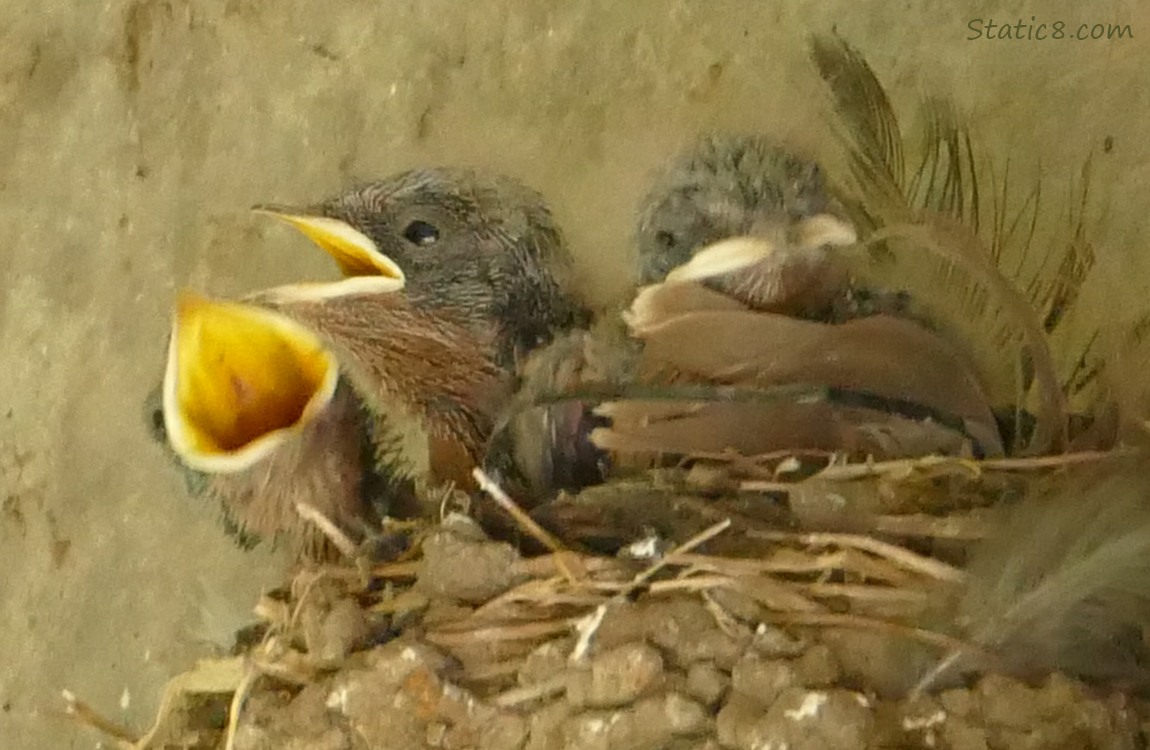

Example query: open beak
[253,206,406,282]
[162,291,340,473]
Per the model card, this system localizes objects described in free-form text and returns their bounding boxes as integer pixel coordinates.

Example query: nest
[67,453,1150,750]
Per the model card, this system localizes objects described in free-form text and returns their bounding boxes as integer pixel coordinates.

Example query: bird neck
[490,281,591,371]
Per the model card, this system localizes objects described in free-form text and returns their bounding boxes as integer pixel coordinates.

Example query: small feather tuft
[922,465,1150,690]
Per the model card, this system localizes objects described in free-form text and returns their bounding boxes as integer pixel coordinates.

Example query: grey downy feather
[920,465,1150,691]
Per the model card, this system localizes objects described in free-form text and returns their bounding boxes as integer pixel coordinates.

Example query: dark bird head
[636,134,841,285]
[256,167,589,368]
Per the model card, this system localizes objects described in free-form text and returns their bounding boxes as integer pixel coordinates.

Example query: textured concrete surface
[1,1,1148,747]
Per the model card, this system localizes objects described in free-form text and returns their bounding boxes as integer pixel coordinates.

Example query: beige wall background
[1,1,1147,747]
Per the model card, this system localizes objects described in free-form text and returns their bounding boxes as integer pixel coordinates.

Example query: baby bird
[636,134,856,317]
[148,289,414,561]
[259,168,588,370]
[254,168,590,489]
[149,167,590,557]
[578,134,1005,468]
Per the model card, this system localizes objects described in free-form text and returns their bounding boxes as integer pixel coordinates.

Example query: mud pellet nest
[79,467,1150,750]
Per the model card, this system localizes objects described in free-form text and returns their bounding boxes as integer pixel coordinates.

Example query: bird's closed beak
[162,291,340,473]
[664,236,783,285]
[254,206,406,282]
[664,213,859,285]
[626,213,858,332]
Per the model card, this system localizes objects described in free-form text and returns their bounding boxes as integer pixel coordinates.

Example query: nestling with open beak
[253,168,591,491]
[149,168,590,556]
[148,289,415,561]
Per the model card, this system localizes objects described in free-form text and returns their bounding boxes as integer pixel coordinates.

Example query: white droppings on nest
[400,646,421,662]
[784,691,827,721]
[906,708,943,745]
[326,686,349,713]
[903,710,946,750]
[584,717,608,733]
[583,713,622,734]
[751,741,789,750]
[623,534,661,560]
[854,693,872,708]
[903,709,947,731]
[776,458,802,477]
[441,682,478,713]
[119,688,130,710]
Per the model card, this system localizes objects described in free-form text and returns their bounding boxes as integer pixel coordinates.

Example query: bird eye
[654,230,677,249]
[402,220,440,246]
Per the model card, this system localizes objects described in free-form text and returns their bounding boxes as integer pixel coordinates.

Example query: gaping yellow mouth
[253,207,406,282]
[162,291,340,473]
